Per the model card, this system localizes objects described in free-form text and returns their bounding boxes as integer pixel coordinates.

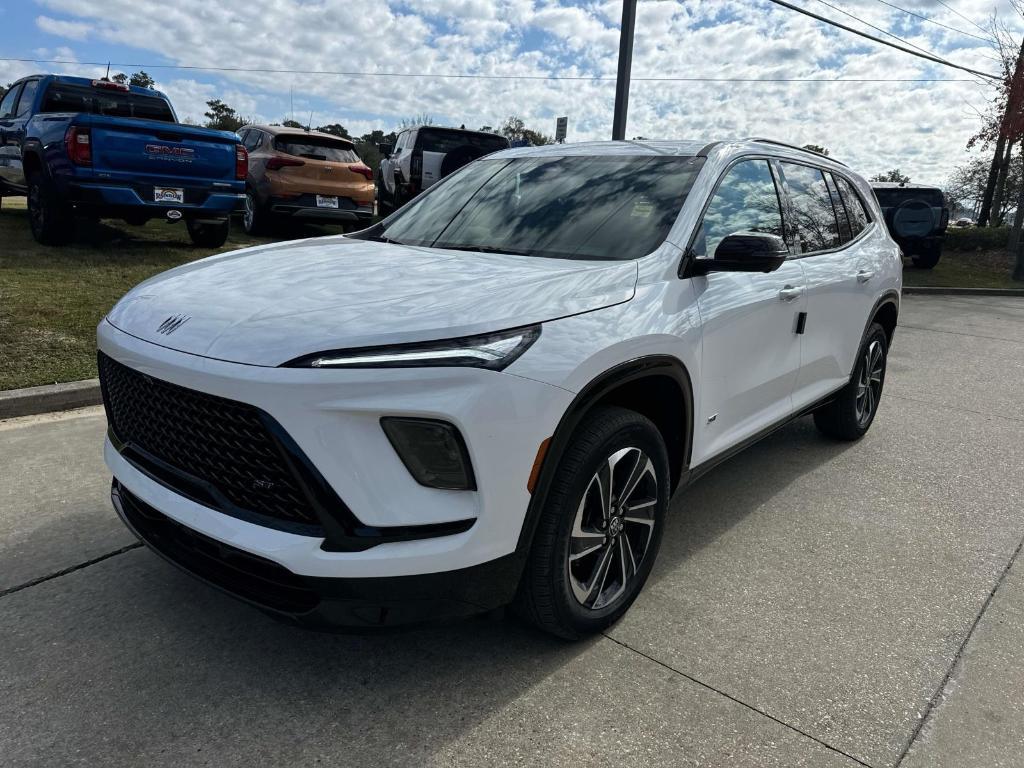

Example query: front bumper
[98,320,572,622]
[112,481,521,629]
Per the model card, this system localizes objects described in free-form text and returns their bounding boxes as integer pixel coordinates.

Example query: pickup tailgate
[81,114,239,182]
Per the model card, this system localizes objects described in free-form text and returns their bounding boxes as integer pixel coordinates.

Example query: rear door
[691,158,806,464]
[780,163,876,407]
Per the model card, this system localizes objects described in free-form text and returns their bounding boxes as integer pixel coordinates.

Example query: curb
[0,379,102,420]
[903,286,1024,296]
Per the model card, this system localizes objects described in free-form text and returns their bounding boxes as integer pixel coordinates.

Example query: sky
[1,0,1022,183]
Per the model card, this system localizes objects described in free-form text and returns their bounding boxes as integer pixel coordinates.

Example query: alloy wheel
[243,192,255,231]
[855,339,884,426]
[568,446,658,611]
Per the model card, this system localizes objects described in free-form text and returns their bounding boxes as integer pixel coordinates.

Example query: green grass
[902,247,1021,289]
[0,197,347,390]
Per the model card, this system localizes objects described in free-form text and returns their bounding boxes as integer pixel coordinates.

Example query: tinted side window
[824,172,852,243]
[835,176,871,237]
[15,80,38,116]
[780,162,840,253]
[243,130,261,150]
[0,85,22,118]
[694,159,785,258]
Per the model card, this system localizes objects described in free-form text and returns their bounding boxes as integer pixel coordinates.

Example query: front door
[690,158,806,465]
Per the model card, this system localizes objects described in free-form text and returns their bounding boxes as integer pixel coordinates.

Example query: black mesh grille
[99,352,321,528]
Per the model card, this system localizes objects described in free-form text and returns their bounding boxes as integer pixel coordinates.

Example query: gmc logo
[145,145,195,158]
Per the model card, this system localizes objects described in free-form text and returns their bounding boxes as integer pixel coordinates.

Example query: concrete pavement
[1,294,1022,767]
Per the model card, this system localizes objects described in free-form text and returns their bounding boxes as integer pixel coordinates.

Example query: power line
[871,0,996,43]
[812,0,955,63]
[0,56,982,83]
[934,0,992,37]
[766,0,1001,80]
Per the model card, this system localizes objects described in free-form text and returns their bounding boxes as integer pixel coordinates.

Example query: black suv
[871,183,949,269]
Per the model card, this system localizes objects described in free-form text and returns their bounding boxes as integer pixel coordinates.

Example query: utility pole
[611,0,637,141]
[979,36,1024,227]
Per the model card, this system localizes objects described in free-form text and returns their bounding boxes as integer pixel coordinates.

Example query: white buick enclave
[98,139,901,638]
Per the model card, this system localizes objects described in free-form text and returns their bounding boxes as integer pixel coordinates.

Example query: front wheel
[186,218,230,248]
[814,323,888,440]
[514,406,670,639]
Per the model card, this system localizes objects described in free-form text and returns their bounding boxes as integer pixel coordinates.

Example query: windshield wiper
[437,244,534,256]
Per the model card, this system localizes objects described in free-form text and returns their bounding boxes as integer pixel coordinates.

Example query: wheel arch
[868,291,900,346]
[516,356,694,555]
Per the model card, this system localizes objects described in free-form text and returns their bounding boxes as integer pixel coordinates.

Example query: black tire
[813,323,888,441]
[242,188,266,235]
[911,245,941,269]
[27,172,75,245]
[375,177,394,218]
[186,218,230,248]
[514,406,670,639]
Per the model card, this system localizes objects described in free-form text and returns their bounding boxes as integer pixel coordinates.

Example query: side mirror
[693,232,788,274]
[378,143,392,158]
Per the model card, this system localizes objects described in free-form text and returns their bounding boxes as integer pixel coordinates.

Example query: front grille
[99,352,321,530]
[115,482,319,614]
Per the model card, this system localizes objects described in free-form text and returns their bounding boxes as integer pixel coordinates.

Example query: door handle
[778,285,804,302]
[856,270,875,283]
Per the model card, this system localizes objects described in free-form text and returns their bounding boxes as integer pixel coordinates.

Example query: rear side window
[694,159,785,258]
[835,176,871,238]
[416,128,509,155]
[243,129,262,151]
[274,135,359,162]
[0,85,21,118]
[823,173,852,242]
[15,80,38,116]
[780,162,841,253]
[40,83,175,122]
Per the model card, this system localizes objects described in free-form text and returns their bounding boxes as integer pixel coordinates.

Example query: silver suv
[377,126,509,215]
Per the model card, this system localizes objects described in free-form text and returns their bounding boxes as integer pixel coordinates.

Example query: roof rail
[745,137,848,167]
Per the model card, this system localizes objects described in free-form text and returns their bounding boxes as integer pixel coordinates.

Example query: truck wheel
[912,245,941,269]
[27,173,75,245]
[513,406,669,639]
[186,218,230,248]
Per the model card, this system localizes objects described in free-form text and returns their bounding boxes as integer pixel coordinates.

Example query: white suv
[98,138,901,638]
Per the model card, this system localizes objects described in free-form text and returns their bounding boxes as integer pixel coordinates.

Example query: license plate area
[316,195,339,209]
[154,187,185,204]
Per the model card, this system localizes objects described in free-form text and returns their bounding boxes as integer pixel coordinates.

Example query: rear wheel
[242,189,266,235]
[186,218,230,248]
[27,172,74,245]
[911,244,941,269]
[514,406,669,639]
[813,323,888,440]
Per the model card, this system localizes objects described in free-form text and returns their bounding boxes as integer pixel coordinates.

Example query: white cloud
[23,0,1024,182]
[35,15,92,41]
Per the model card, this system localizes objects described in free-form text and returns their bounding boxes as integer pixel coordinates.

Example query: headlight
[285,325,540,370]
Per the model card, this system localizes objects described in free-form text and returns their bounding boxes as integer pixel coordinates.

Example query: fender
[514,355,695,556]
[854,290,900,374]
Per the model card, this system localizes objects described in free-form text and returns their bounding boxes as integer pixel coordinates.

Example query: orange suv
[239,125,374,233]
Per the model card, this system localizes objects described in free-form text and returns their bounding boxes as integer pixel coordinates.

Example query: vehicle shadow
[0,416,855,765]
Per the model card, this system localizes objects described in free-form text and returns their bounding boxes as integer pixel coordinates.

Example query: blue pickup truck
[0,74,246,246]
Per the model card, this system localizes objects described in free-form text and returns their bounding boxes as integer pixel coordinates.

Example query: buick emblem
[156,314,190,335]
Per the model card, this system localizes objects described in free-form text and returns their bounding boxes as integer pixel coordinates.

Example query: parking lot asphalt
[1,294,1022,768]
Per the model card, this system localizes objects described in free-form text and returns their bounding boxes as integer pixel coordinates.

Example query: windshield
[275,135,359,162]
[363,155,705,261]
[40,83,175,122]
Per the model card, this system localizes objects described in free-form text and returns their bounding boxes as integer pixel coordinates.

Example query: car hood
[105,236,638,367]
